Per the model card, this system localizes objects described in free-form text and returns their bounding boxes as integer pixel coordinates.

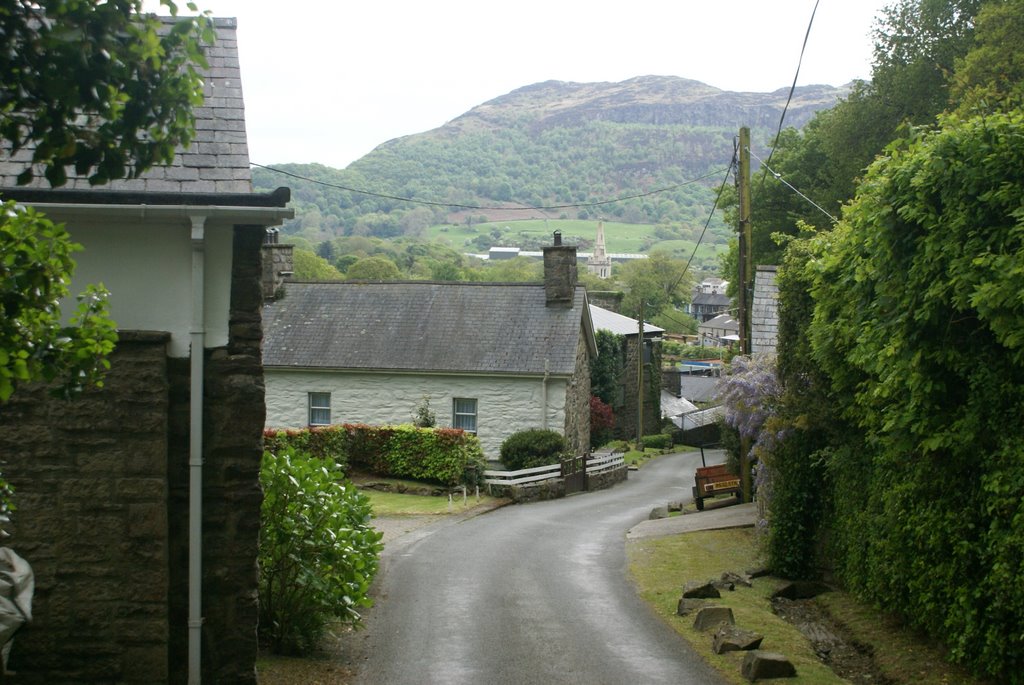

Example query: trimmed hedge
[264,423,487,486]
[641,433,674,450]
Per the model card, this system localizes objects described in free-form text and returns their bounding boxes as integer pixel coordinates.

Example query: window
[308,392,331,426]
[452,398,477,433]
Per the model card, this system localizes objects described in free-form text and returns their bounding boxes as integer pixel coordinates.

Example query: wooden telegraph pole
[736,127,753,502]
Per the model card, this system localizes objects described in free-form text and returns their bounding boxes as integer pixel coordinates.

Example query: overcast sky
[151,0,892,169]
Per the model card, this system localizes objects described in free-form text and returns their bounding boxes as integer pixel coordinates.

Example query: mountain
[252,76,848,249]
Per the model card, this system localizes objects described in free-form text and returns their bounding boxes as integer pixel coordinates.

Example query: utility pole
[737,127,752,356]
[636,300,644,449]
[736,127,753,503]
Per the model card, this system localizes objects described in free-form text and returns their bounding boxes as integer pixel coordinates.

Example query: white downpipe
[541,359,549,430]
[188,215,207,684]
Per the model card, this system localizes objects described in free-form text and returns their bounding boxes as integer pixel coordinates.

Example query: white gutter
[188,215,206,684]
[18,202,293,225]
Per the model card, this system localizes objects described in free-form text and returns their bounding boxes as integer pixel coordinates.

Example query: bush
[590,396,615,447]
[263,423,487,486]
[641,433,674,450]
[499,429,566,470]
[258,447,382,655]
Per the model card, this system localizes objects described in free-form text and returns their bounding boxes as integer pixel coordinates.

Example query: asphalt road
[352,451,729,685]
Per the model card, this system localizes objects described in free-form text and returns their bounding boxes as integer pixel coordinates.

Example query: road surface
[352,450,728,685]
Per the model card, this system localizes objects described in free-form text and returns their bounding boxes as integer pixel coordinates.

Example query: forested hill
[252,75,849,245]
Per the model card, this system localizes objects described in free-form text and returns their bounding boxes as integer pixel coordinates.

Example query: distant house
[687,277,731,322]
[263,239,597,458]
[0,18,292,684]
[588,305,663,439]
[698,313,740,347]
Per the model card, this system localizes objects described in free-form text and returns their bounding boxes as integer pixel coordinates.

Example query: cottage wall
[265,370,569,459]
[562,326,592,456]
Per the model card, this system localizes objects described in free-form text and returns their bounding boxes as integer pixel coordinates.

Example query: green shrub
[263,424,486,486]
[641,433,674,450]
[258,447,382,655]
[499,429,566,470]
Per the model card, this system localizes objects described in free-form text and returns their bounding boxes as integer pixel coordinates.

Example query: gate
[561,454,588,494]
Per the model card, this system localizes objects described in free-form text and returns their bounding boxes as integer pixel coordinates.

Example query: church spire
[587,220,612,279]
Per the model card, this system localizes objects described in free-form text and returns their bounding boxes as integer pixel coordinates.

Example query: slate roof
[588,304,664,337]
[264,282,593,376]
[0,17,251,193]
[692,292,731,307]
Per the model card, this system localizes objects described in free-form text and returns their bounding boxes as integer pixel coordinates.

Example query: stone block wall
[562,324,592,457]
[617,337,663,440]
[751,266,779,355]
[0,331,173,683]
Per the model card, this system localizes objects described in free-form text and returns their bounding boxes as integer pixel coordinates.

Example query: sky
[149,0,892,169]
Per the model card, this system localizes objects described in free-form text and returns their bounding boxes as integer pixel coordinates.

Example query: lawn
[363,488,500,516]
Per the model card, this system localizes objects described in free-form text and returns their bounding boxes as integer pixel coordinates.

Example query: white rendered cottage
[263,240,597,459]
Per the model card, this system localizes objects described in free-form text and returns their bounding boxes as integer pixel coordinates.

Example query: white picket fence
[482,452,625,486]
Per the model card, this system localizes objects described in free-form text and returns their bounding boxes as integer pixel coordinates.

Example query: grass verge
[627,528,987,685]
[363,488,501,516]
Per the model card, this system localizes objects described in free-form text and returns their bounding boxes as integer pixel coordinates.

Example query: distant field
[425,219,728,263]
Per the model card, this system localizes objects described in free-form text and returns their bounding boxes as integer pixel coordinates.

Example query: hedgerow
[768,108,1024,681]
[264,423,486,486]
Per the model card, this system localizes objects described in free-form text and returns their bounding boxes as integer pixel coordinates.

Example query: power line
[747,147,838,223]
[758,0,822,190]
[251,161,730,213]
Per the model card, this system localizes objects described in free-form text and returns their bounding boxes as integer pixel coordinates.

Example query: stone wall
[616,336,663,440]
[562,325,592,457]
[0,331,173,683]
[751,266,779,355]
[0,226,266,684]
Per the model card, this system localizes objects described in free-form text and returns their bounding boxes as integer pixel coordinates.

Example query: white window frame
[452,398,478,434]
[308,392,331,426]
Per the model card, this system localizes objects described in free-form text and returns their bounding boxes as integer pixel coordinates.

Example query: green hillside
[251,76,845,266]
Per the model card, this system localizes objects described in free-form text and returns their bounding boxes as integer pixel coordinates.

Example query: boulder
[692,606,735,631]
[667,500,686,512]
[676,598,704,616]
[649,506,669,519]
[771,581,831,600]
[721,571,754,588]
[682,580,721,599]
[741,650,797,680]
[712,625,764,653]
[746,566,772,579]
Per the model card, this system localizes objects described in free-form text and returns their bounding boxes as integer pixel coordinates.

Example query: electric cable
[747,147,838,223]
[251,161,729,213]
[758,0,822,190]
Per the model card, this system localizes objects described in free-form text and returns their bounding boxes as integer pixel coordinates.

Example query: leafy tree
[346,256,402,281]
[590,330,624,407]
[619,250,692,318]
[950,0,1024,112]
[482,257,542,282]
[1,1,214,186]
[0,203,117,403]
[292,248,343,280]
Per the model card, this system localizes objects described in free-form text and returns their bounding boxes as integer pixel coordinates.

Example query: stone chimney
[261,228,294,300]
[543,231,577,307]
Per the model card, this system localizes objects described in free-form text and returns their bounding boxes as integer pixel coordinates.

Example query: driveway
[352,451,730,685]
